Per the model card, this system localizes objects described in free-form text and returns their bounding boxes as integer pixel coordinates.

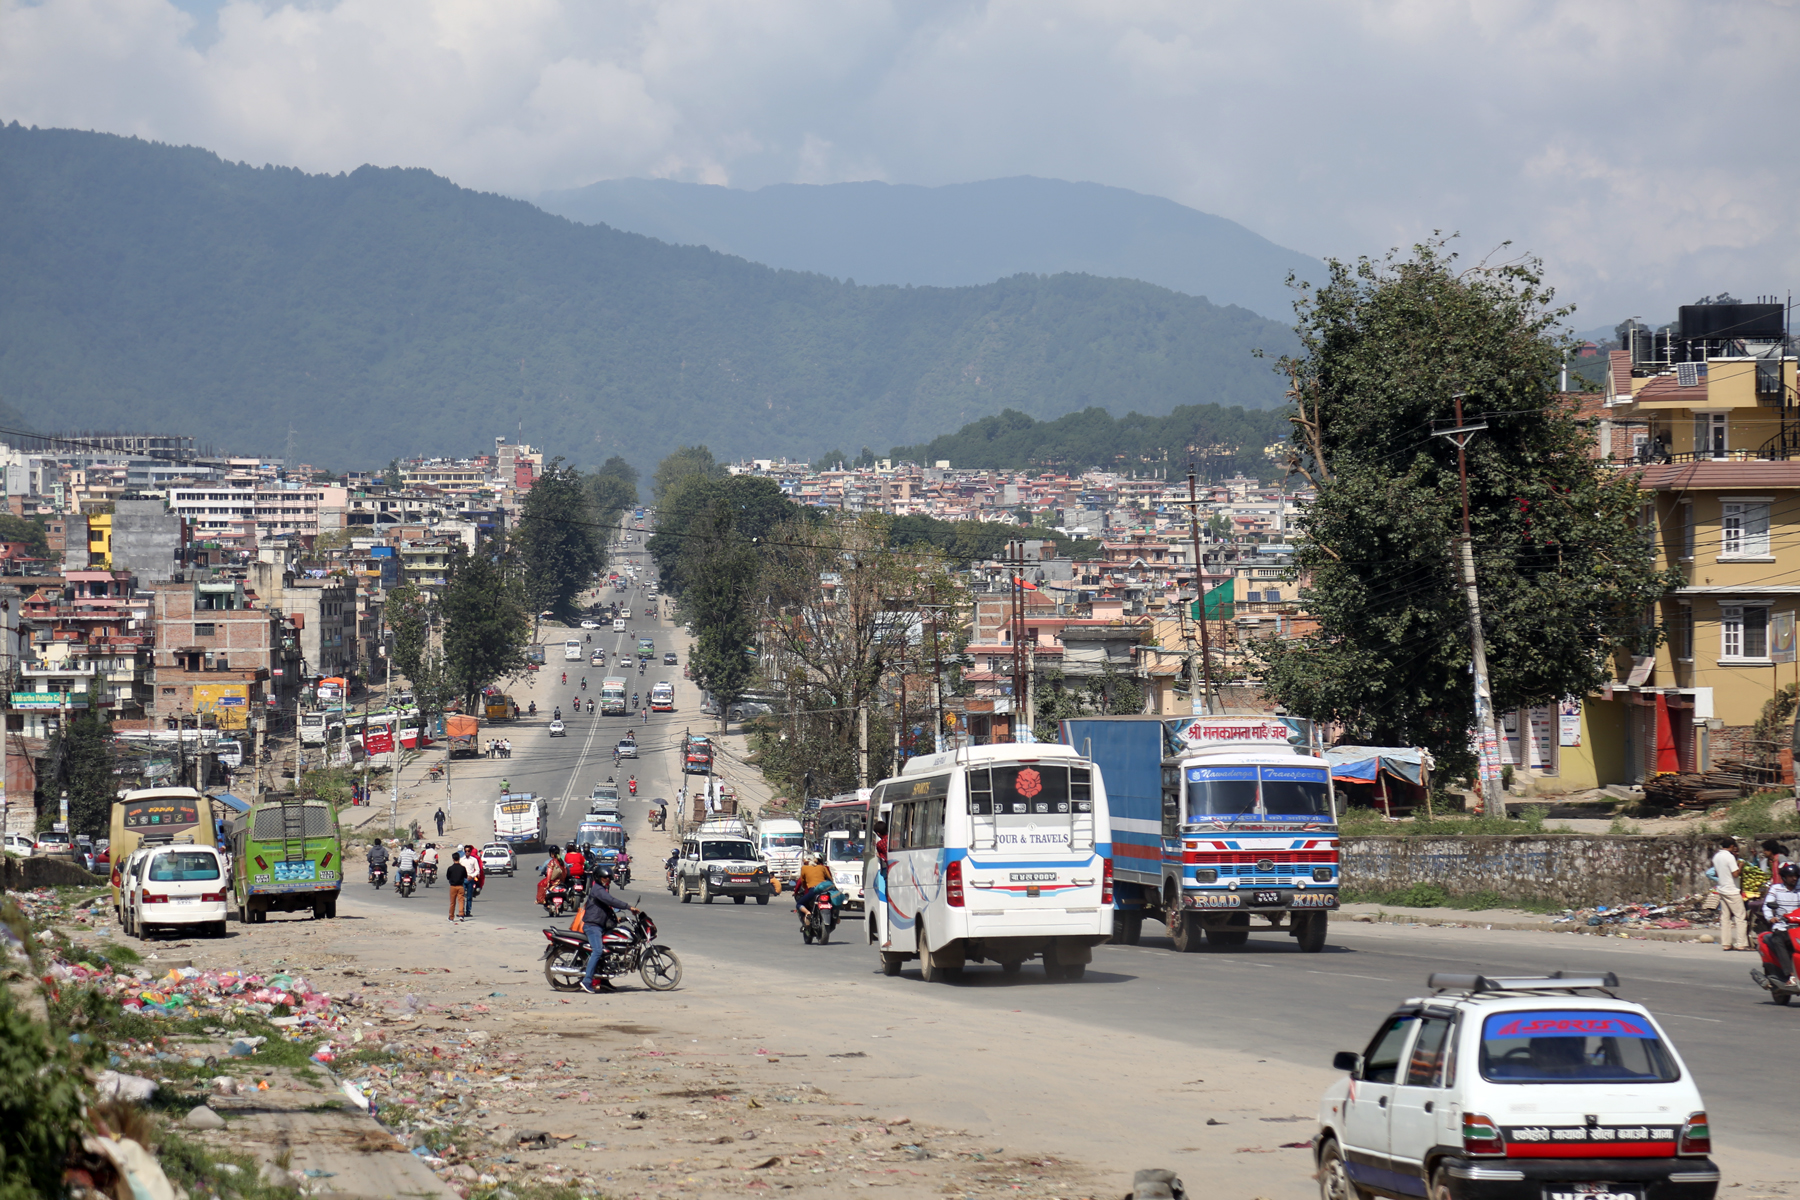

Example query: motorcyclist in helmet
[1761,861,1800,988]
[588,698,595,715]
[366,838,390,884]
[564,840,587,886]
[579,865,638,995]
[793,851,837,929]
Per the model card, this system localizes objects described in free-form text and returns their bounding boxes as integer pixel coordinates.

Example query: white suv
[675,835,773,905]
[122,844,230,939]
[1316,972,1716,1200]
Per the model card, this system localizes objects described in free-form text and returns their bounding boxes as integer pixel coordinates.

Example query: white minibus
[867,742,1112,982]
[563,639,583,662]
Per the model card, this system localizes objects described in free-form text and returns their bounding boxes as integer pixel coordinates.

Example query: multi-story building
[166,481,348,541]
[1559,299,1799,788]
[147,576,291,730]
[14,570,153,732]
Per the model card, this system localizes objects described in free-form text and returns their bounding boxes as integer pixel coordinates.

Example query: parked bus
[867,742,1113,982]
[109,786,207,912]
[650,681,675,712]
[493,794,547,853]
[228,794,345,922]
[600,676,628,716]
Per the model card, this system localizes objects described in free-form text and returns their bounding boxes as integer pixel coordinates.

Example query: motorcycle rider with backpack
[580,866,637,995]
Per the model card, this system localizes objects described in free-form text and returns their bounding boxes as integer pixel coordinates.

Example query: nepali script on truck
[1060,714,1337,954]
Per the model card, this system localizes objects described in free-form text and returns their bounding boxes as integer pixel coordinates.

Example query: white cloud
[2,0,1796,320]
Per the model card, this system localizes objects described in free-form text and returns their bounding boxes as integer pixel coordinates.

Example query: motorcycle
[542,910,682,992]
[1751,925,1800,1005]
[587,699,595,715]
[369,863,388,890]
[541,876,575,917]
[615,854,632,888]
[665,853,680,893]
[427,764,444,782]
[801,886,840,945]
[628,778,638,796]
[397,867,416,898]
[421,861,438,888]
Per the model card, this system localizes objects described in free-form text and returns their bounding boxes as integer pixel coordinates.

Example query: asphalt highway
[361,555,1793,1163]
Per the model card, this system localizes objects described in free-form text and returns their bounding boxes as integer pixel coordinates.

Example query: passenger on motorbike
[420,842,440,881]
[367,839,390,883]
[537,846,568,908]
[564,841,586,887]
[1761,862,1800,987]
[588,698,595,715]
[581,677,588,691]
[793,852,838,927]
[396,843,417,891]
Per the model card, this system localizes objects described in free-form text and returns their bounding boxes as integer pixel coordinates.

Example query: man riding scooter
[366,838,390,888]
[793,852,842,930]
[1759,861,1800,989]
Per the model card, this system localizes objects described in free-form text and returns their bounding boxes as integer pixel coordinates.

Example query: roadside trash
[95,1071,158,1102]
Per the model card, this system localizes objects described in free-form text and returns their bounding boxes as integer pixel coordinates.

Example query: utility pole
[1435,395,1503,815]
[1186,463,1217,715]
[857,703,868,789]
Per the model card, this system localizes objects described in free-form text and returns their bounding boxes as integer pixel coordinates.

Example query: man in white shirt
[396,843,417,889]
[1713,836,1748,951]
[1760,862,1800,987]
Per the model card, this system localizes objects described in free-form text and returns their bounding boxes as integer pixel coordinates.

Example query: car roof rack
[1427,970,1620,996]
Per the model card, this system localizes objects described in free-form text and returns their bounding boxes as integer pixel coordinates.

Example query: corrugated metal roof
[1635,461,1800,489]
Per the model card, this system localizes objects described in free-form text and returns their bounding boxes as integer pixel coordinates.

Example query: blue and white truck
[1059,715,1338,953]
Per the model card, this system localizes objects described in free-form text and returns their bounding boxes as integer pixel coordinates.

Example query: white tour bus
[563,639,583,662]
[868,742,1113,982]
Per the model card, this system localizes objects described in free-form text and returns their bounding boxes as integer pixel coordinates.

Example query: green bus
[229,794,344,922]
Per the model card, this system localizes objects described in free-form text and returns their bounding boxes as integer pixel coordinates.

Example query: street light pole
[1434,394,1503,815]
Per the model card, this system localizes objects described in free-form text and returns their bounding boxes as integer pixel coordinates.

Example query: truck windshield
[763,834,803,848]
[1185,765,1332,820]
[1478,1010,1680,1084]
[826,839,864,861]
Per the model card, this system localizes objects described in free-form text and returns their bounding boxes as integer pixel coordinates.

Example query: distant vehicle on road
[651,682,675,712]
[600,677,628,716]
[548,719,566,737]
[615,739,639,760]
[563,639,583,662]
[579,619,600,629]
[480,842,519,876]
[663,651,678,665]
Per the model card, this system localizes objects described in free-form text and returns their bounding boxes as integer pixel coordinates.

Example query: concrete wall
[113,499,183,582]
[1342,833,1729,908]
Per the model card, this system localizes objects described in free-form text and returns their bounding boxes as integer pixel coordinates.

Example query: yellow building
[1567,330,1800,786]
[86,512,112,568]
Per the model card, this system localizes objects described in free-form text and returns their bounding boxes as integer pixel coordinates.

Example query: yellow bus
[108,787,207,913]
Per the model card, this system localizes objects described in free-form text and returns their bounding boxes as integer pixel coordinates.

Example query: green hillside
[0,125,1297,470]
[889,404,1292,480]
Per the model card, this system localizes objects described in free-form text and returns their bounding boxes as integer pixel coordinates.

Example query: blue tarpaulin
[1324,746,1426,786]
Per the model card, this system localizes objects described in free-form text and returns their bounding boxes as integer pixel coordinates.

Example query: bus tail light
[1678,1112,1710,1156]
[140,893,169,905]
[1101,858,1114,904]
[110,867,121,890]
[945,859,965,907]
[1462,1113,1505,1157]
[200,892,226,903]
[320,852,333,870]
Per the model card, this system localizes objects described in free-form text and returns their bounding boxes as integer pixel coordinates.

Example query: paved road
[366,559,1792,1163]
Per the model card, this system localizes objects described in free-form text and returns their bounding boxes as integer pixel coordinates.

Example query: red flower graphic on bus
[1015,768,1043,799]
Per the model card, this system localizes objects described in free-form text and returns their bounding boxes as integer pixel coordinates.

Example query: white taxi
[122,844,231,939]
[1316,972,1716,1200]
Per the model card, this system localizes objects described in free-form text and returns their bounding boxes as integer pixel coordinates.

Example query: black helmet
[565,841,577,852]
[595,864,615,880]
[1781,862,1799,880]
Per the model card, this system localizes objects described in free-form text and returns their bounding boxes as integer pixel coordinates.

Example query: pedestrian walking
[434,807,446,837]
[463,844,485,915]
[446,852,468,921]
[1714,836,1749,951]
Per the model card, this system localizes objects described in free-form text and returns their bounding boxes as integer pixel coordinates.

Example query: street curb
[1342,905,1713,943]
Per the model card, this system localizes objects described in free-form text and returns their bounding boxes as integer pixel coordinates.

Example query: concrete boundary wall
[1341,834,1742,908]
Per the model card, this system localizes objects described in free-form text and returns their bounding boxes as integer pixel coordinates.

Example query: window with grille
[1721,502,1770,557]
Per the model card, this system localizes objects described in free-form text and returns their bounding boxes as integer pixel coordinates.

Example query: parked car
[2,832,34,858]
[1316,970,1716,1200]
[480,843,518,877]
[34,830,73,857]
[548,719,567,737]
[121,844,230,939]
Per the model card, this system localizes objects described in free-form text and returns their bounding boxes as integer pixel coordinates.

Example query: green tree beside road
[439,543,531,710]
[1257,239,1676,779]
[514,460,607,623]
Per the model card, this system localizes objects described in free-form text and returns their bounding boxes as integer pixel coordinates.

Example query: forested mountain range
[887,404,1292,480]
[0,126,1298,471]
[533,176,1322,323]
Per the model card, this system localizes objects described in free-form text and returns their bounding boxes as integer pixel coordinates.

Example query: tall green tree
[651,445,724,504]
[439,544,531,710]
[0,513,48,560]
[386,578,430,686]
[681,497,762,733]
[589,455,640,535]
[514,460,606,622]
[46,696,114,837]
[1256,240,1676,778]
[648,474,806,597]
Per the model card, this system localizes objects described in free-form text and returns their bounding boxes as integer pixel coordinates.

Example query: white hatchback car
[122,844,231,939]
[480,843,517,876]
[1316,971,1717,1200]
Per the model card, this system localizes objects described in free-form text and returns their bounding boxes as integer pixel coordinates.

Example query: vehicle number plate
[1010,872,1056,882]
[1251,891,1282,906]
[172,897,198,904]
[1545,1188,1642,1200]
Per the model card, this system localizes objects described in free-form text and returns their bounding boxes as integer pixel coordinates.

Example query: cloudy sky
[3,0,1795,325]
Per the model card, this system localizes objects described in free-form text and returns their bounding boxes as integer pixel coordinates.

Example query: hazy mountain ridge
[533,175,1324,323]
[0,126,1297,469]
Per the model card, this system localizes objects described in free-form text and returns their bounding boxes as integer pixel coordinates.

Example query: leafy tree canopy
[439,544,531,709]
[1256,239,1676,778]
[0,513,48,559]
[514,460,605,621]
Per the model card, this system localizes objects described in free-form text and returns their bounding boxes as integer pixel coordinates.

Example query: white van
[868,742,1113,982]
[757,818,806,882]
[563,639,583,662]
[122,843,230,939]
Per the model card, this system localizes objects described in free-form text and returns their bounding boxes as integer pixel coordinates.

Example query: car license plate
[1252,891,1282,906]
[173,897,198,905]
[1545,1188,1642,1200]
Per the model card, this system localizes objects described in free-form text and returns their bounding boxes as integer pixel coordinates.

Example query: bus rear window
[967,765,1092,816]
[1478,1010,1680,1084]
[149,851,221,882]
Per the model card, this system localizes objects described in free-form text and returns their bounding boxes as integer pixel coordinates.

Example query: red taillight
[1101,858,1114,905]
[200,892,225,903]
[254,855,269,871]
[141,893,169,905]
[1678,1111,1710,1156]
[945,859,965,907]
[110,868,121,889]
[320,852,333,869]
[1462,1113,1505,1157]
